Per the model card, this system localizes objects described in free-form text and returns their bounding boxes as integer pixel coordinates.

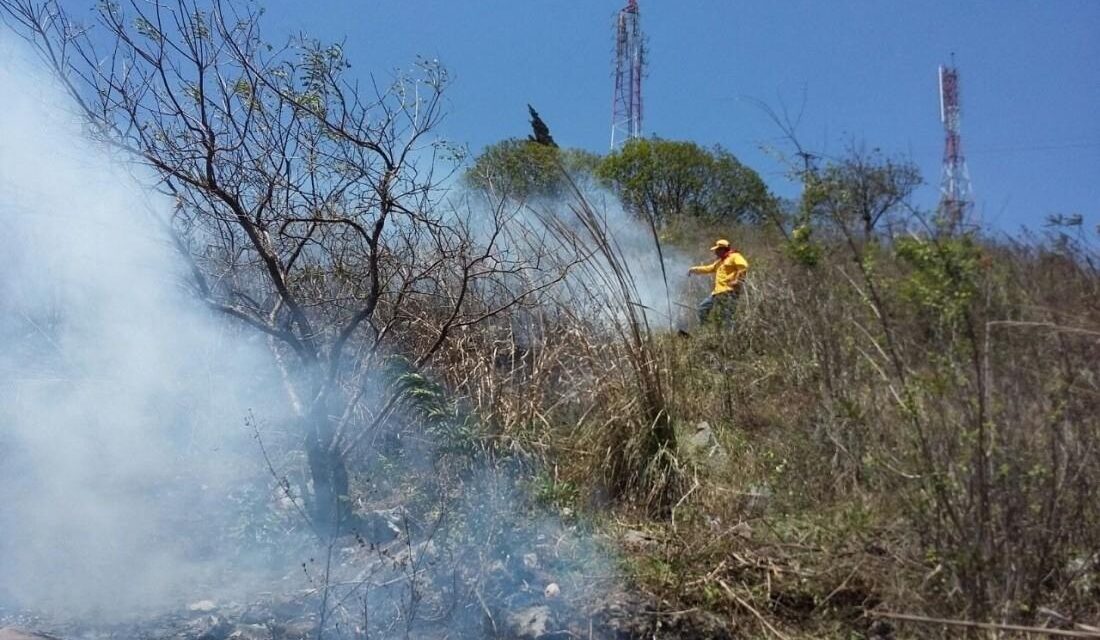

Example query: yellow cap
[710,239,731,251]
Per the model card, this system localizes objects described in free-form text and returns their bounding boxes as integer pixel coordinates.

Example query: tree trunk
[304,400,354,534]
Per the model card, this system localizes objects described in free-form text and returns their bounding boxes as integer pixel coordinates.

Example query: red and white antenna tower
[938,56,973,231]
[610,0,644,150]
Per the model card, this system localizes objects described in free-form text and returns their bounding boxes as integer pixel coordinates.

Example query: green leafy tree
[465,105,600,200]
[465,139,565,199]
[464,141,601,200]
[596,138,774,227]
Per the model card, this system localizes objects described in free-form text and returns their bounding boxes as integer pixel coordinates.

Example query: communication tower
[938,57,974,231]
[610,0,644,150]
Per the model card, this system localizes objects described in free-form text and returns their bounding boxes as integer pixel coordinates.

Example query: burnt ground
[0,579,736,640]
[0,520,743,640]
[1,592,752,640]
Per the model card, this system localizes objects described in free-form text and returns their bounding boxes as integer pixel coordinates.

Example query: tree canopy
[597,138,775,227]
[464,139,599,200]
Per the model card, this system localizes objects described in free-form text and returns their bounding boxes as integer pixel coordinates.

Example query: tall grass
[415,169,1099,631]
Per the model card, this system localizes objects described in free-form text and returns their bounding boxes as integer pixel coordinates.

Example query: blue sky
[211,2,1100,230]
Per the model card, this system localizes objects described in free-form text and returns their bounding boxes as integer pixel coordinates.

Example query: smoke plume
[0,37,289,618]
[0,32,640,635]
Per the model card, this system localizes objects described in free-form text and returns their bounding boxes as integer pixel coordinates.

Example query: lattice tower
[938,58,974,231]
[610,0,644,150]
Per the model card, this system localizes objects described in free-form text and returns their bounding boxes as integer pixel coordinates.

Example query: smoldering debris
[0,462,626,638]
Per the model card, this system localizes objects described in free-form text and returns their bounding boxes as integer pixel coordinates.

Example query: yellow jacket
[690,252,748,295]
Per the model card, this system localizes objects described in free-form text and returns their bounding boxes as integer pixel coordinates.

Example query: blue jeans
[697,292,737,327]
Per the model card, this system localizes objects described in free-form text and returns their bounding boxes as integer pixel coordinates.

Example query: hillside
[1,1,1098,639]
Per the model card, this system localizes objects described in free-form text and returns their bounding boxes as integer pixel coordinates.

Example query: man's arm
[689,260,718,275]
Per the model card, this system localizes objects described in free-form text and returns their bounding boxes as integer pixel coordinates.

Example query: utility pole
[610,0,644,151]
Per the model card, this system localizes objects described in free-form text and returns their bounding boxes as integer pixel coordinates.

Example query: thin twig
[869,610,1100,638]
[718,579,790,640]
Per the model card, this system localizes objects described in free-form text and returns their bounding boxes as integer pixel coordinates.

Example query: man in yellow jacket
[688,239,748,326]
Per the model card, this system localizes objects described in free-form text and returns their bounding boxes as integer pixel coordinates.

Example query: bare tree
[1,0,564,531]
[803,146,921,239]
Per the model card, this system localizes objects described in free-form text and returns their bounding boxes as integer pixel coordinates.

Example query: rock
[176,614,232,640]
[238,603,273,625]
[227,623,272,640]
[355,508,404,544]
[188,600,218,613]
[622,529,659,548]
[679,422,731,476]
[277,618,317,640]
[505,605,552,639]
[685,422,727,461]
[543,583,560,599]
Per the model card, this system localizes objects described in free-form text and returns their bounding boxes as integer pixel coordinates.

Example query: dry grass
[419,210,1100,637]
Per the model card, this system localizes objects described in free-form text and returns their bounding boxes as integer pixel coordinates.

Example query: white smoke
[0,29,644,634]
[0,38,291,617]
[572,190,695,327]
[469,189,696,334]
